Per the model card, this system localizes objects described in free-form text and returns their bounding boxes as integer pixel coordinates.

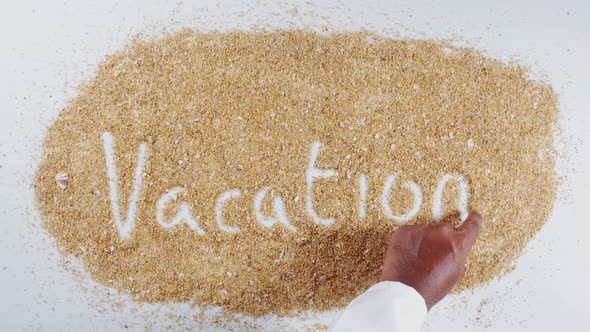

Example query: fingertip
[469,210,482,225]
[457,210,483,233]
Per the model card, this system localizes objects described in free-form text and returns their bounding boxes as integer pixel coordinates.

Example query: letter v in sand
[101,131,148,240]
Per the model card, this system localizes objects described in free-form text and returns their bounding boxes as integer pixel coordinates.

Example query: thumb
[456,210,483,249]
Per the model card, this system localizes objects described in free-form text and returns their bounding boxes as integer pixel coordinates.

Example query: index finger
[455,210,483,249]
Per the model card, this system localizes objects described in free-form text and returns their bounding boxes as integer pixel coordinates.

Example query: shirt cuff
[331,281,427,332]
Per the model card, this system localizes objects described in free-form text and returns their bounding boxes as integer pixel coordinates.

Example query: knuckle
[436,222,454,234]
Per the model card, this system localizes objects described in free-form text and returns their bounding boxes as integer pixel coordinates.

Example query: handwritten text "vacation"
[101,132,468,240]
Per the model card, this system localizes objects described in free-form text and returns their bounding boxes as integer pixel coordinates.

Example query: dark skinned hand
[380,210,483,310]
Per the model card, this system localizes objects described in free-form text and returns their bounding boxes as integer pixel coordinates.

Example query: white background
[1,0,589,331]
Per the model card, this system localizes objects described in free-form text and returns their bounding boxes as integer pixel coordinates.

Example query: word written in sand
[102,131,469,240]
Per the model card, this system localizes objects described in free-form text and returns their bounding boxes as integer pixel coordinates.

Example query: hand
[380,210,483,310]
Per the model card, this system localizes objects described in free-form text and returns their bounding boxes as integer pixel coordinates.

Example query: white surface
[1,0,589,331]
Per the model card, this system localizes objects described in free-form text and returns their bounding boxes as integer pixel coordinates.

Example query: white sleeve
[330,281,427,332]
